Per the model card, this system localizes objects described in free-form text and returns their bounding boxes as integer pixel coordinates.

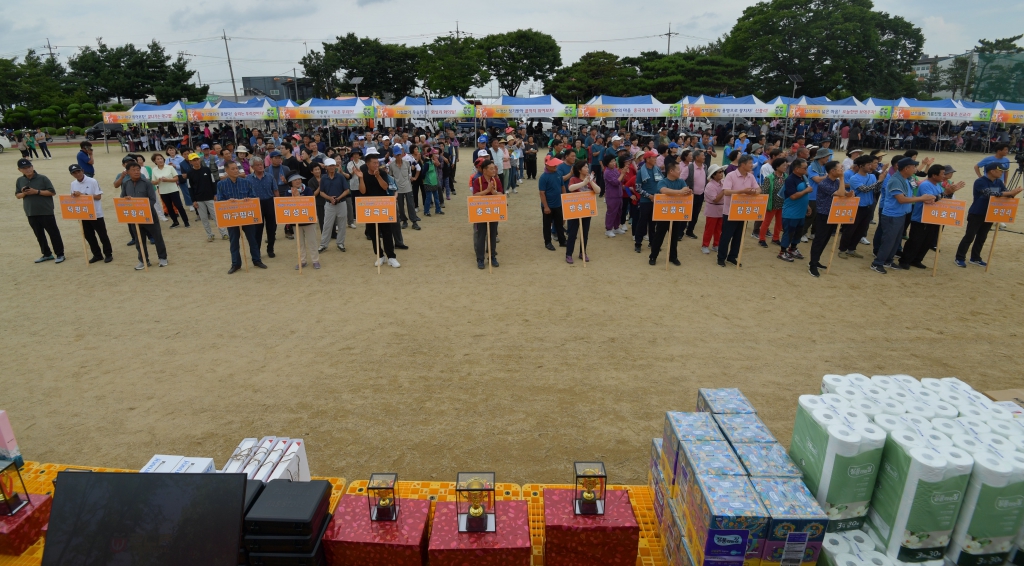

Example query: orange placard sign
[828,197,859,224]
[214,199,263,228]
[985,197,1019,223]
[467,195,508,223]
[561,192,599,220]
[653,194,693,221]
[921,199,966,227]
[728,194,769,221]
[113,197,153,224]
[355,196,397,224]
[274,196,317,224]
[59,195,96,221]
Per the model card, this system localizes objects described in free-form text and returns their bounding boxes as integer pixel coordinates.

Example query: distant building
[242,76,314,101]
[912,52,979,99]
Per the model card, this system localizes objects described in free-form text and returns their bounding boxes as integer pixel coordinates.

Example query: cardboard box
[681,475,769,566]
[543,488,639,566]
[750,478,828,566]
[172,457,216,474]
[0,493,51,556]
[674,441,746,501]
[734,443,803,478]
[427,501,530,566]
[322,494,429,566]
[697,388,757,415]
[663,412,725,487]
[986,389,1024,415]
[139,455,184,473]
[714,414,777,445]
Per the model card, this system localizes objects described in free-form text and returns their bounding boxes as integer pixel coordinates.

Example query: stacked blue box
[749,477,828,566]
[673,441,746,501]
[714,414,777,445]
[662,412,726,488]
[734,443,803,479]
[697,388,757,414]
[650,438,668,525]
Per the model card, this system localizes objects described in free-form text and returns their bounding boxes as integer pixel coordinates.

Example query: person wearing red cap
[633,150,663,253]
[539,155,566,250]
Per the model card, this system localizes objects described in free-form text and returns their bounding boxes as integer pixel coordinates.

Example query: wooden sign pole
[579,221,587,268]
[985,225,998,273]
[375,223,381,274]
[932,227,944,277]
[666,221,672,271]
[486,224,492,274]
[79,221,89,265]
[826,233,839,274]
[136,224,149,272]
[239,228,250,273]
[736,220,747,269]
[296,223,303,274]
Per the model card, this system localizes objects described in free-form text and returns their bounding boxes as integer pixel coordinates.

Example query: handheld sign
[984,197,1019,273]
[921,199,966,227]
[985,196,1018,224]
[467,195,508,223]
[653,194,693,221]
[561,192,598,220]
[113,198,153,224]
[827,197,859,224]
[274,196,317,225]
[214,199,262,227]
[355,196,397,223]
[59,195,96,221]
[728,194,769,221]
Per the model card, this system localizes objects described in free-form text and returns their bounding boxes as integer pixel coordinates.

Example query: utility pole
[663,24,678,56]
[197,72,202,87]
[456,21,460,40]
[964,49,975,101]
[293,68,299,100]
[45,38,56,61]
[222,29,239,102]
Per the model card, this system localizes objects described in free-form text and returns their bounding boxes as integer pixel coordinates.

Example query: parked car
[456,118,509,133]
[85,122,125,141]
[0,133,9,153]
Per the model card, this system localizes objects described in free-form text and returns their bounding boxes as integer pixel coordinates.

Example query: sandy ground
[0,144,1022,486]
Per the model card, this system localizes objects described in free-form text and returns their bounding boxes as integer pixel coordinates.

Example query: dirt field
[0,144,1021,485]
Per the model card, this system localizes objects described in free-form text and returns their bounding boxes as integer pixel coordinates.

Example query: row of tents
[103,94,1024,125]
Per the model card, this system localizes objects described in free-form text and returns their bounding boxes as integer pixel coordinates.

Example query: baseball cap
[544,155,563,168]
[392,145,403,155]
[897,157,919,170]
[984,161,1007,172]
[611,135,622,141]
[642,150,659,159]
[269,150,282,158]
[668,142,679,149]
[474,156,488,167]
[474,149,490,160]
[382,135,390,141]
[68,164,83,173]
[477,135,488,143]
[187,153,201,160]
[323,158,337,166]
[944,165,957,174]
[17,158,32,169]
[200,144,210,149]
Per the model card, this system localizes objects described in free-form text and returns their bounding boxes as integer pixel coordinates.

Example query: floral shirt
[760,173,785,211]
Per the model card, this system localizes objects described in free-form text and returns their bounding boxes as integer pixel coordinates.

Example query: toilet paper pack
[751,477,829,566]
[698,388,758,415]
[663,411,726,487]
[945,450,1024,566]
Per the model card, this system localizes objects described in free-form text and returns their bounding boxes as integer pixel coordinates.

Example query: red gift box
[543,488,639,566]
[428,500,531,566]
[0,493,51,556]
[322,494,429,566]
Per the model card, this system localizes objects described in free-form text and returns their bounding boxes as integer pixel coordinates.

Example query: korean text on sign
[273,196,317,224]
[467,195,508,223]
[827,197,859,224]
[354,196,397,224]
[921,199,966,227]
[214,199,262,228]
[985,197,1019,224]
[59,195,96,220]
[561,192,598,220]
[653,194,693,221]
[113,197,153,224]
[728,194,769,221]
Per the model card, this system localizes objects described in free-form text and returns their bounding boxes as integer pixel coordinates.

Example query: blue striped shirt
[248,172,276,200]
[216,177,256,201]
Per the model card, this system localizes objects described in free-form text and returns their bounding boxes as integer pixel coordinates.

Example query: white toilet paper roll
[867,398,906,416]
[987,404,1015,422]
[921,401,958,420]
[1006,435,1024,453]
[821,393,851,408]
[871,375,897,390]
[973,432,1014,454]
[889,375,921,391]
[950,433,985,454]
[837,407,870,425]
[917,429,954,448]
[800,394,829,412]
[947,450,1017,566]
[835,553,869,566]
[837,386,867,402]
[904,402,936,420]
[891,428,925,451]
[931,418,964,438]
[860,550,894,566]
[956,405,986,419]
[920,378,949,394]
[915,390,942,404]
[898,414,934,432]
[847,373,873,389]
[938,390,969,406]
[939,377,973,392]
[956,417,992,436]
[823,533,852,557]
[986,418,1021,439]
[842,530,875,553]
[856,422,888,445]
[875,415,904,433]
[886,389,914,405]
[850,399,884,419]
[823,374,850,394]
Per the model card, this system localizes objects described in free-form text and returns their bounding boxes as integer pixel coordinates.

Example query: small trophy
[456,472,496,533]
[574,462,606,515]
[367,473,399,521]
[0,459,29,516]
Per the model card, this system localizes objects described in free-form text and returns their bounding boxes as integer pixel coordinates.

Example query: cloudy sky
[1,0,1021,98]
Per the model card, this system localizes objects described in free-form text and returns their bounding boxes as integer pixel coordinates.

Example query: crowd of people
[11,118,1021,278]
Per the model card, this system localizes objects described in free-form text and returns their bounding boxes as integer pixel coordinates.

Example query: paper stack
[228,436,312,483]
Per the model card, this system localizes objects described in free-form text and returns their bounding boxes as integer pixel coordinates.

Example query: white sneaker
[374,256,386,267]
[614,228,627,234]
[158,259,167,267]
[387,258,400,268]
[711,246,718,252]
[619,224,628,231]
[349,223,357,229]
[800,236,808,243]
[860,237,870,245]
[135,262,145,270]
[999,223,1007,230]
[606,230,616,238]
[808,234,815,240]
[643,235,649,241]
[701,246,710,254]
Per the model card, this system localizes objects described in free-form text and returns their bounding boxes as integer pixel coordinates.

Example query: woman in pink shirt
[701,164,726,253]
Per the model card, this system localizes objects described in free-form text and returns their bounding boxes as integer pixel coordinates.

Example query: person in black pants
[69,164,112,262]
[717,155,761,267]
[15,158,65,263]
[955,162,1022,267]
[807,160,849,277]
[120,162,168,269]
[649,161,692,266]
[248,159,279,258]
[539,156,566,249]
[353,150,399,267]
[524,137,538,179]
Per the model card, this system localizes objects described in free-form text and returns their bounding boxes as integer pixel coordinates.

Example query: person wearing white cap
[318,158,350,253]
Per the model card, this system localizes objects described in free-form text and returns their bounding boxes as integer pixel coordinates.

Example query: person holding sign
[807,161,849,277]
[566,161,600,264]
[900,164,962,270]
[870,158,936,275]
[284,173,321,270]
[539,155,567,251]
[216,161,266,274]
[649,161,692,267]
[353,150,400,268]
[185,153,228,243]
[472,159,504,269]
[15,158,65,264]
[69,164,112,263]
[837,155,879,259]
[634,151,663,254]
[120,161,168,269]
[955,161,1020,268]
[779,159,812,263]
[717,155,760,267]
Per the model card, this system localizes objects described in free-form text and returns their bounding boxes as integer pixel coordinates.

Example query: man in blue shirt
[955,161,1022,267]
[802,148,830,243]
[216,161,266,274]
[871,158,936,274]
[538,155,566,250]
[899,164,960,270]
[76,141,95,178]
[634,150,664,254]
[248,158,279,258]
[648,161,692,266]
[838,155,878,258]
[973,143,1010,182]
[318,158,350,253]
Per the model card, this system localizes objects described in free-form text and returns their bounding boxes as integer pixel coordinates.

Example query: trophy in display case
[367,473,399,521]
[574,462,606,515]
[456,472,495,533]
[0,459,29,516]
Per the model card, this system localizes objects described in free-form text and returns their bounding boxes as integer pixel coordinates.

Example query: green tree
[920,65,945,98]
[480,29,561,96]
[321,33,420,99]
[300,50,340,98]
[942,55,974,99]
[721,0,923,99]
[419,36,490,97]
[543,51,636,103]
[0,57,22,112]
[977,34,1024,54]
[153,54,208,103]
[972,35,1023,102]
[624,51,749,100]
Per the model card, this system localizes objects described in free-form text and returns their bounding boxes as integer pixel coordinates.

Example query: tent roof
[957,100,993,109]
[131,101,183,112]
[587,95,662,105]
[826,96,862,106]
[214,100,250,108]
[497,95,562,106]
[432,96,469,106]
[994,100,1024,111]
[185,102,212,110]
[895,97,959,108]
[863,97,897,107]
[393,96,427,106]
